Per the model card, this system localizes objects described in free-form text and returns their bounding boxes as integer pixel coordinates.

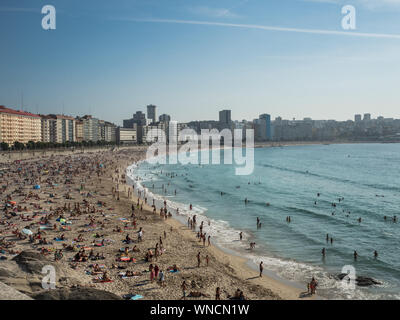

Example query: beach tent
[21,228,33,236]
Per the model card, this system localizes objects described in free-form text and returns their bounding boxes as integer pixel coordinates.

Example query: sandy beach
[0,146,314,300]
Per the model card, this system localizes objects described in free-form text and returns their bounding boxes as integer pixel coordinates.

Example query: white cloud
[123,18,400,39]
[0,7,39,13]
[188,6,241,18]
[302,0,400,9]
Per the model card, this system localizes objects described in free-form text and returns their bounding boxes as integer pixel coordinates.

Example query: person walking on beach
[137,227,143,242]
[181,281,187,300]
[197,252,201,268]
[149,264,155,282]
[310,277,318,295]
[239,232,243,241]
[208,235,211,247]
[158,269,165,287]
[206,255,209,267]
[259,261,263,277]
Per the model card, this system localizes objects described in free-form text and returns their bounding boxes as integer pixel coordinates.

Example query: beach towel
[93,279,113,283]
[118,257,131,262]
[169,270,179,273]
[123,294,143,300]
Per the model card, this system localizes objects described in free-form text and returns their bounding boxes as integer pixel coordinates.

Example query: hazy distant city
[1,103,399,150]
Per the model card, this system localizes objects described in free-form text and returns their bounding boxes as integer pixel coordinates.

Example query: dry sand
[0,146,314,300]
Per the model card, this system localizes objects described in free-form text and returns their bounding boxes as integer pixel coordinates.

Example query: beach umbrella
[21,228,33,236]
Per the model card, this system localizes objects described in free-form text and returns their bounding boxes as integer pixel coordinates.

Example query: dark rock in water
[355,276,382,287]
[31,287,122,300]
[12,251,52,274]
[335,273,381,287]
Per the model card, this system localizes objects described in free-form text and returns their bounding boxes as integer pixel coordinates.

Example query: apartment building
[0,105,41,144]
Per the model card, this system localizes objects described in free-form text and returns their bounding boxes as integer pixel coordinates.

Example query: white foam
[126,161,393,300]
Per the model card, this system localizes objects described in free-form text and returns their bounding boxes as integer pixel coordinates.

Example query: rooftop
[0,105,40,118]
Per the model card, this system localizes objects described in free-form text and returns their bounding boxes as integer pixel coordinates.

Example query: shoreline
[127,156,317,300]
[1,146,314,300]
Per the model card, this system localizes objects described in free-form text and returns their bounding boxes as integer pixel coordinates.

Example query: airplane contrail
[116,17,400,40]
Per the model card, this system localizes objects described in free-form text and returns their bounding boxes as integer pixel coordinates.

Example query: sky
[0,0,400,125]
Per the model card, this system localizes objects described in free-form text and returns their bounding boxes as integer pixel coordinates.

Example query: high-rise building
[40,116,51,142]
[147,104,157,124]
[354,114,362,122]
[75,119,84,142]
[159,114,171,123]
[45,114,76,143]
[219,110,231,125]
[104,122,117,142]
[259,114,272,140]
[363,113,371,121]
[81,115,100,142]
[0,105,41,144]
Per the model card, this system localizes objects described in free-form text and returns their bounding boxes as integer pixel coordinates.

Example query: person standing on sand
[181,281,187,300]
[206,255,209,267]
[208,235,211,246]
[216,287,221,300]
[259,261,263,277]
[239,232,243,241]
[158,269,165,287]
[154,264,160,279]
[197,251,201,267]
[149,264,155,282]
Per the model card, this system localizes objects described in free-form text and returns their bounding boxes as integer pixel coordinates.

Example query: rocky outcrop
[31,287,122,300]
[335,273,381,287]
[12,250,53,274]
[0,281,33,300]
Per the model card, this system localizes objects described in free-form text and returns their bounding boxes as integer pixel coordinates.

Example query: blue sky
[0,0,400,125]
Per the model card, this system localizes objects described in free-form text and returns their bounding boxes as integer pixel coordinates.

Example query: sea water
[127,143,400,300]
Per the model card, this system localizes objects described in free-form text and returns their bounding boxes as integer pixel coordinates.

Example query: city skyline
[1,0,400,125]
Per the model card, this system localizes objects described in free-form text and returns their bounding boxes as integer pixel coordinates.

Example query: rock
[355,276,381,287]
[0,281,33,300]
[12,251,52,275]
[31,287,122,300]
[335,273,381,287]
[0,268,16,278]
